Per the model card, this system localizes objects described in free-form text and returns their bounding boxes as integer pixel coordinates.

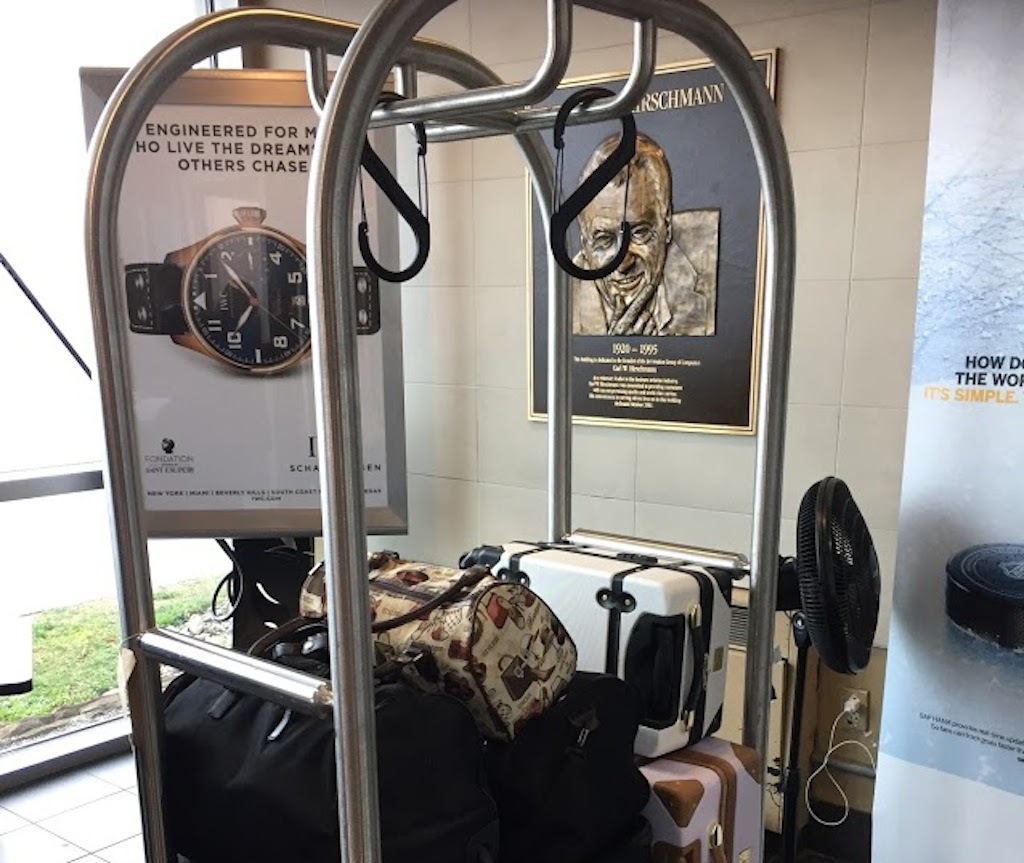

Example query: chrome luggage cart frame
[84,3,794,860]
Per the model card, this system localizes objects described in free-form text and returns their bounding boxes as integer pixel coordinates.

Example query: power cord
[804,701,876,828]
[211,539,244,622]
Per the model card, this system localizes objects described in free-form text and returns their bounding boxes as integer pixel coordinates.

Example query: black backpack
[163,622,499,863]
[484,672,652,863]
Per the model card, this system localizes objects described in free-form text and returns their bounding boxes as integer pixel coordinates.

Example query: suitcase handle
[681,605,706,726]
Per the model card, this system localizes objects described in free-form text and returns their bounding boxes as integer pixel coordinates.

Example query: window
[3,1,208,472]
[1,0,237,759]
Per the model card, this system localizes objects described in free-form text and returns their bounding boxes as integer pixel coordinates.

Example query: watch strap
[124,263,187,335]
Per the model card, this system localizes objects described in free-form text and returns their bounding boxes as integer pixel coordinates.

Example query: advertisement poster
[529,53,775,433]
[874,1,1024,856]
[80,70,407,538]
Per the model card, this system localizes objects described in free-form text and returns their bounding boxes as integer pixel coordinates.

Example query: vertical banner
[80,70,408,538]
[874,1,1024,857]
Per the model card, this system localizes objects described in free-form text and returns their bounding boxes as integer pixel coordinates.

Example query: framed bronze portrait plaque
[529,52,777,434]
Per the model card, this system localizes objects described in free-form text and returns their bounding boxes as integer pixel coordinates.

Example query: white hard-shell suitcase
[462,542,731,758]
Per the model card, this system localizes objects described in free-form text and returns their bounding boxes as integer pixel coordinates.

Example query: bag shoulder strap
[246,616,322,658]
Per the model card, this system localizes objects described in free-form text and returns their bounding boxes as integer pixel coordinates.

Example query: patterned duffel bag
[366,551,577,741]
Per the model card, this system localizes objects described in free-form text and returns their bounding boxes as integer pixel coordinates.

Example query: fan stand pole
[782,611,811,863]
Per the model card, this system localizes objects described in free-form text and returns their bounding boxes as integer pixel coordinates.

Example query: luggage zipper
[370,578,441,602]
[666,749,737,861]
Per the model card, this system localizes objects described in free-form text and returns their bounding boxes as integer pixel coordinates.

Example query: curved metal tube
[304,45,329,116]
[369,0,572,127]
[576,0,797,811]
[308,4,463,859]
[426,17,656,143]
[84,8,565,861]
[514,17,657,134]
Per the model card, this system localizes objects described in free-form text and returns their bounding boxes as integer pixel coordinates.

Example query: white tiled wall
[260,0,937,648]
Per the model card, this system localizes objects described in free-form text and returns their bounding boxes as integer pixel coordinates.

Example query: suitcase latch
[497,568,531,587]
[597,588,636,613]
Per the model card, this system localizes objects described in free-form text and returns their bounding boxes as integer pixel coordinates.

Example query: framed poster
[80,69,407,537]
[529,52,776,434]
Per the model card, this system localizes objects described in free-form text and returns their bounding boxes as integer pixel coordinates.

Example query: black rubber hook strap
[549,87,637,281]
[358,92,430,283]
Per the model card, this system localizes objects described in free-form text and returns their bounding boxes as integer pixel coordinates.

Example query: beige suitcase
[639,736,762,863]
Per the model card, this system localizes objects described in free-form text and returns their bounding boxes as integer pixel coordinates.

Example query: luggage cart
[83,2,794,860]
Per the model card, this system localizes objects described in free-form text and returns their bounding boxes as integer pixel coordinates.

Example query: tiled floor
[0,755,143,863]
[0,754,851,863]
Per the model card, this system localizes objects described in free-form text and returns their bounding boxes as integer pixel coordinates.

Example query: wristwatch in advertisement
[125,206,380,374]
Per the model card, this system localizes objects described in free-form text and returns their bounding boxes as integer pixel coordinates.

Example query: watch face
[184,227,310,372]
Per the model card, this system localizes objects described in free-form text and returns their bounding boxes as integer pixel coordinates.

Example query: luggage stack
[162,545,762,862]
[464,538,763,863]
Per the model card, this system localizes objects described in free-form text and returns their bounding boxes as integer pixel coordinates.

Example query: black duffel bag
[162,621,500,863]
[484,672,652,863]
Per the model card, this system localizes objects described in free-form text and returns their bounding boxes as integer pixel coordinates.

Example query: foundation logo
[145,437,195,474]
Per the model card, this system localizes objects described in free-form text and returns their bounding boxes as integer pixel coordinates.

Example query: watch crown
[233,206,267,227]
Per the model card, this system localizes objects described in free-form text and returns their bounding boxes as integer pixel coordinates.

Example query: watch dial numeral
[269,251,283,266]
[254,348,262,363]
[273,335,289,349]
[206,319,222,332]
[220,251,234,263]
[227,331,242,346]
[290,317,307,332]
[287,271,303,285]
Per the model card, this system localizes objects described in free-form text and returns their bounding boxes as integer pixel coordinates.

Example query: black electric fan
[778,476,880,863]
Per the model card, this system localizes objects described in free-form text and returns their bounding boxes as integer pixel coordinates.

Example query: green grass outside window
[0,578,217,725]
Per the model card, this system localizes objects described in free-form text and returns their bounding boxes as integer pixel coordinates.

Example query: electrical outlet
[840,687,870,732]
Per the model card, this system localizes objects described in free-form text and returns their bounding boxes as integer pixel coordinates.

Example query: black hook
[358,92,430,283]
[549,87,637,282]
